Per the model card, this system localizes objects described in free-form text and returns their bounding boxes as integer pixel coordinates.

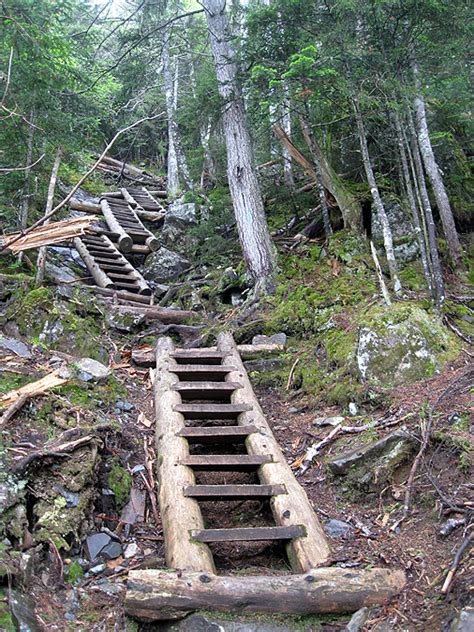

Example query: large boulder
[356,304,457,389]
[162,199,198,245]
[143,247,190,283]
[372,195,419,262]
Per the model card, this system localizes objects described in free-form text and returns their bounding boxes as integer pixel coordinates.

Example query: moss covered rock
[356,303,458,389]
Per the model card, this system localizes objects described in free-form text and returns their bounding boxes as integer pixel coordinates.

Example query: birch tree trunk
[406,113,445,312]
[300,113,332,237]
[392,111,432,296]
[35,148,62,287]
[202,0,276,292]
[19,109,36,230]
[352,96,401,293]
[281,83,294,189]
[412,59,462,264]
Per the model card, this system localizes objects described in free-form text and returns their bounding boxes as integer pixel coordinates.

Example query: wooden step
[173,350,224,365]
[177,425,256,443]
[184,484,286,501]
[173,381,242,399]
[180,454,271,471]
[171,365,235,381]
[174,403,252,419]
[107,272,135,280]
[190,525,305,543]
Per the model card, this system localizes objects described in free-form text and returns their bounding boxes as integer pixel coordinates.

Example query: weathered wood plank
[191,525,305,543]
[180,455,272,471]
[172,381,242,399]
[174,403,252,419]
[178,425,256,443]
[184,484,286,500]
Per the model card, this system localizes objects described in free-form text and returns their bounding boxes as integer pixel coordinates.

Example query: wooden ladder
[125,333,405,621]
[100,194,159,254]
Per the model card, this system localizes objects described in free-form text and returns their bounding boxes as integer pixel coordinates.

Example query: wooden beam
[191,525,305,543]
[154,337,215,573]
[73,237,114,288]
[132,344,284,368]
[100,199,133,252]
[217,332,331,571]
[125,567,406,621]
[113,305,195,324]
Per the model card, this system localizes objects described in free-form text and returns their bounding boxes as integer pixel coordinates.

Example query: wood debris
[1,370,68,409]
[1,216,98,254]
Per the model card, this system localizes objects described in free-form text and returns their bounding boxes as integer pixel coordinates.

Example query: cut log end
[124,568,406,622]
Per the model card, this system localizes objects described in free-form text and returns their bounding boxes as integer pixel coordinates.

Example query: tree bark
[202,0,276,293]
[392,111,432,295]
[35,148,62,287]
[412,59,462,264]
[163,32,180,199]
[125,567,406,621]
[352,95,401,293]
[281,82,295,189]
[300,113,332,237]
[406,113,445,312]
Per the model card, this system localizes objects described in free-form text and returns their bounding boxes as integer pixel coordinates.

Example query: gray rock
[52,484,80,508]
[105,310,145,333]
[0,335,32,359]
[89,563,106,574]
[346,607,369,632]
[313,416,345,427]
[115,400,134,412]
[450,607,474,632]
[74,357,110,382]
[100,540,122,560]
[348,403,358,416]
[143,247,190,282]
[94,579,125,596]
[45,261,78,284]
[162,199,198,243]
[324,519,353,538]
[439,518,465,538]
[328,428,415,491]
[252,333,287,346]
[244,358,285,373]
[356,305,453,389]
[9,590,43,632]
[163,612,294,631]
[86,533,111,561]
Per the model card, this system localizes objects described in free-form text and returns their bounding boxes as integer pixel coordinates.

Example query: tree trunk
[35,148,62,287]
[406,113,445,312]
[281,83,294,189]
[412,59,462,264]
[202,0,276,292]
[352,95,401,293]
[392,111,432,295]
[300,112,332,237]
[19,109,36,230]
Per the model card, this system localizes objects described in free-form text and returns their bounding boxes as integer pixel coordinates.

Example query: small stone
[450,607,474,632]
[288,407,300,414]
[346,607,369,632]
[74,358,110,382]
[89,563,106,575]
[64,613,76,621]
[0,336,32,359]
[324,519,353,538]
[85,533,111,561]
[124,542,139,559]
[131,464,146,475]
[439,518,465,538]
[448,413,461,426]
[115,400,134,412]
[100,541,122,560]
[348,402,358,416]
[252,333,287,346]
[313,415,345,427]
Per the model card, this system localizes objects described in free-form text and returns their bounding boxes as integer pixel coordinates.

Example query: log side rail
[100,197,159,252]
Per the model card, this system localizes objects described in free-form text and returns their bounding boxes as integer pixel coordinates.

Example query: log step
[191,525,305,543]
[180,454,271,471]
[177,425,256,443]
[171,365,236,381]
[174,403,252,419]
[173,350,225,365]
[184,484,286,501]
[172,381,242,399]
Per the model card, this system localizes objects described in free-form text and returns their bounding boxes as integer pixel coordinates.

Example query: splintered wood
[1,216,98,254]
[1,370,68,409]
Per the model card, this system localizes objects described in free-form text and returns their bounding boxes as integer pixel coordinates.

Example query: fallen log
[91,286,152,305]
[69,199,101,214]
[105,189,167,199]
[131,342,284,367]
[125,567,406,621]
[0,216,98,254]
[100,155,148,178]
[1,370,68,409]
[114,305,195,324]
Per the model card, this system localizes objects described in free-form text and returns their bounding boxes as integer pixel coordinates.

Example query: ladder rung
[180,454,271,471]
[171,365,235,381]
[191,525,305,543]
[184,484,286,501]
[172,350,224,365]
[174,403,252,419]
[173,382,242,399]
[177,425,256,443]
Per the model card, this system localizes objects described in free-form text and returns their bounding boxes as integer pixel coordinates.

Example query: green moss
[0,590,15,631]
[433,431,472,474]
[108,461,132,509]
[67,560,85,584]
[399,264,428,291]
[0,372,33,393]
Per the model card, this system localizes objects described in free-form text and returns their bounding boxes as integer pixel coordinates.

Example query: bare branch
[0,154,45,173]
